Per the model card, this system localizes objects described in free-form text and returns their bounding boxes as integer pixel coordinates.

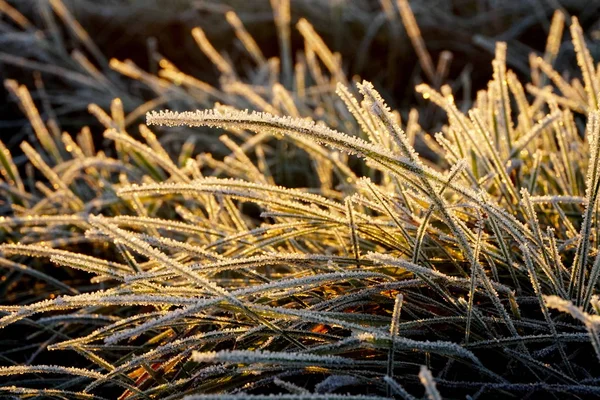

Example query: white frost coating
[545,296,600,329]
[315,374,360,394]
[419,366,442,400]
[184,395,390,400]
[0,365,104,379]
[192,349,369,368]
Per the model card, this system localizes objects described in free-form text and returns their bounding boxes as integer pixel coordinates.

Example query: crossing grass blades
[1,1,600,399]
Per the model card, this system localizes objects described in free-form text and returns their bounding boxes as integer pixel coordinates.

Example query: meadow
[0,1,600,399]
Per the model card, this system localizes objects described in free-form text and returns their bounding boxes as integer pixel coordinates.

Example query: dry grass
[1,1,600,399]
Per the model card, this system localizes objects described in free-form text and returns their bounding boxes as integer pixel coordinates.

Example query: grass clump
[1,1,600,399]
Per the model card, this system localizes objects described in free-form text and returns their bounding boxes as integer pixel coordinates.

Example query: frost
[192,349,358,367]
[3,8,600,399]
[315,375,360,393]
[419,366,442,400]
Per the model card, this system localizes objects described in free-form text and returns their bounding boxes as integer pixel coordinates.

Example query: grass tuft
[1,1,600,398]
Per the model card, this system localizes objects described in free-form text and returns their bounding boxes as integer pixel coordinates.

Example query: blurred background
[1,0,599,151]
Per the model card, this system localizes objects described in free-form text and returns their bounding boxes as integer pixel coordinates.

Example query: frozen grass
[1,0,600,399]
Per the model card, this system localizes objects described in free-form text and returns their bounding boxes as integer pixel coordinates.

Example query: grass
[1,0,600,399]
